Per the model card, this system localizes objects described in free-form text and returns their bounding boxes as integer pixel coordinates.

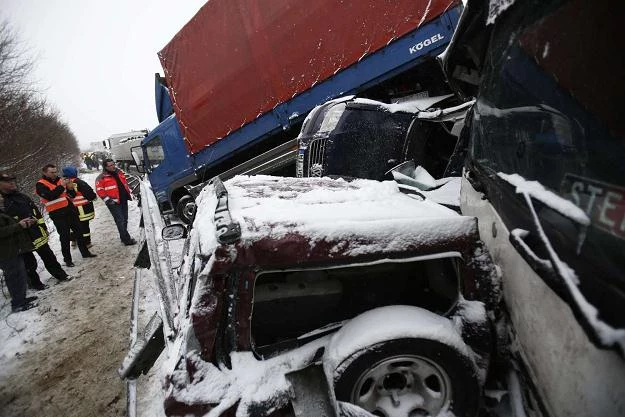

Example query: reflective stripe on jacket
[95,170,131,204]
[37,178,69,212]
[68,179,96,221]
[32,215,49,249]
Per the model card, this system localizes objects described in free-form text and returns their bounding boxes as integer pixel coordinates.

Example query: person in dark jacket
[35,164,97,267]
[0,172,72,287]
[62,166,97,247]
[0,192,38,313]
[95,159,136,245]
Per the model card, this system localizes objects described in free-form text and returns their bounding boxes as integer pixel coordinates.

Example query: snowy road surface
[0,172,160,417]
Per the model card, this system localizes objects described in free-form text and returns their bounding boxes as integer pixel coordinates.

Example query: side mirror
[130,146,146,174]
[161,224,188,241]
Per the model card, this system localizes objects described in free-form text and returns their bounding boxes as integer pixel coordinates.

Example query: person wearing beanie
[62,166,97,247]
[35,164,97,267]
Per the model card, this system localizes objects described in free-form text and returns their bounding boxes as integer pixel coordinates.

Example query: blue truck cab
[138,6,462,221]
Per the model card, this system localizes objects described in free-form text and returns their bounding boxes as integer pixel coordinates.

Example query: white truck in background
[106,130,148,169]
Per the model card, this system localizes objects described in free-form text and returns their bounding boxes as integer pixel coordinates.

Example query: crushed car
[123,174,502,417]
[296,95,472,182]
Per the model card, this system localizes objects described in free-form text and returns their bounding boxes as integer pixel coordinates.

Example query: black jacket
[72,178,97,221]
[0,211,34,261]
[1,190,50,249]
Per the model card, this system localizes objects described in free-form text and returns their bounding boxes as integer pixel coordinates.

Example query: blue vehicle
[134,1,463,222]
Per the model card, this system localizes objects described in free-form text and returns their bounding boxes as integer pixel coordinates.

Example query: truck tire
[176,195,196,224]
[333,338,480,417]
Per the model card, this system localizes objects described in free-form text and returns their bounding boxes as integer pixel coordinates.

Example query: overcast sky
[3,0,206,149]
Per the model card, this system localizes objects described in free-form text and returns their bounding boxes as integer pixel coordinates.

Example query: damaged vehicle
[123,174,501,417]
[296,95,472,181]
[442,0,625,415]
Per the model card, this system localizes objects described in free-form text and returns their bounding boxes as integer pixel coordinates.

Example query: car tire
[334,338,480,417]
[175,195,196,224]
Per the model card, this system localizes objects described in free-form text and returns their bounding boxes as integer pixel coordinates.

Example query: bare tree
[0,20,80,199]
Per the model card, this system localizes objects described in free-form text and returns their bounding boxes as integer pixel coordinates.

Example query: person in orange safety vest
[35,164,97,267]
[95,159,136,245]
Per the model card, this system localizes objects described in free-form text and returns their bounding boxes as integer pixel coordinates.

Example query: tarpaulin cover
[159,0,457,154]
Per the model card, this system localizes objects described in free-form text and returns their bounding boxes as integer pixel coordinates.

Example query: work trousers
[22,244,68,284]
[70,220,92,245]
[0,257,28,309]
[51,214,90,263]
[107,200,132,243]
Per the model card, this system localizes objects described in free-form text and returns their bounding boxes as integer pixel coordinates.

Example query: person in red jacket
[95,159,136,245]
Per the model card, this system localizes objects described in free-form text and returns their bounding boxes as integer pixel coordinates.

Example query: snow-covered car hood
[191,175,476,263]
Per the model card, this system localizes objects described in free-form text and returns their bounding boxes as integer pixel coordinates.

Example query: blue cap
[62,166,78,178]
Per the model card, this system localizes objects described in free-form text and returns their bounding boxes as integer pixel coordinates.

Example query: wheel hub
[350,355,451,417]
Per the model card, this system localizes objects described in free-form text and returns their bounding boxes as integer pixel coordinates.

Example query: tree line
[0,20,80,197]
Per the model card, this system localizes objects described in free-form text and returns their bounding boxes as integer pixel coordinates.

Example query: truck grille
[306,138,327,177]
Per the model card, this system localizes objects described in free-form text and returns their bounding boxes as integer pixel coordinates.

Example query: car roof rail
[211,176,241,244]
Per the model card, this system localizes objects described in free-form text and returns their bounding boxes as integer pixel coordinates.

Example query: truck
[134,0,464,222]
[106,129,148,169]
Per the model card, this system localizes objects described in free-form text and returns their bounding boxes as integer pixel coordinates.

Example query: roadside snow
[0,172,148,417]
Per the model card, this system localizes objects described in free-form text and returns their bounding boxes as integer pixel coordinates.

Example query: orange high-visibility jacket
[36,178,69,213]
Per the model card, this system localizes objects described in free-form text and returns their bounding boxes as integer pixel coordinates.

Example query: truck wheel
[176,195,196,224]
[334,338,480,417]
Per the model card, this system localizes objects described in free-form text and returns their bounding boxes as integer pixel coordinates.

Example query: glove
[105,199,116,207]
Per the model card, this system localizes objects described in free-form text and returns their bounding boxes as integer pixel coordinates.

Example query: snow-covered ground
[0,171,162,417]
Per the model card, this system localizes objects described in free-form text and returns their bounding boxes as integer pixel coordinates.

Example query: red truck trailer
[140,0,462,220]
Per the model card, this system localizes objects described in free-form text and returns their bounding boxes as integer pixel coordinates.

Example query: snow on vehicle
[442,0,625,415]
[106,130,148,168]
[296,95,472,182]
[121,175,502,417]
[136,0,464,222]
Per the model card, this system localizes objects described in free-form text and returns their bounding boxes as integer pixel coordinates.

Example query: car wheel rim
[182,201,196,220]
[349,355,452,417]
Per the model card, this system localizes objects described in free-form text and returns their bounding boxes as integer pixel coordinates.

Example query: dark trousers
[51,214,89,263]
[80,220,92,245]
[22,244,68,284]
[107,201,131,243]
[70,220,92,245]
[0,257,28,308]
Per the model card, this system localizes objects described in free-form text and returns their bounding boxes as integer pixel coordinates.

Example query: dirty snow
[0,171,163,417]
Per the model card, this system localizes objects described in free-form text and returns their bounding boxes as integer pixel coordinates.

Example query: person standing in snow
[35,164,97,267]
[62,166,97,248]
[95,159,136,246]
[0,172,72,288]
[0,192,38,313]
